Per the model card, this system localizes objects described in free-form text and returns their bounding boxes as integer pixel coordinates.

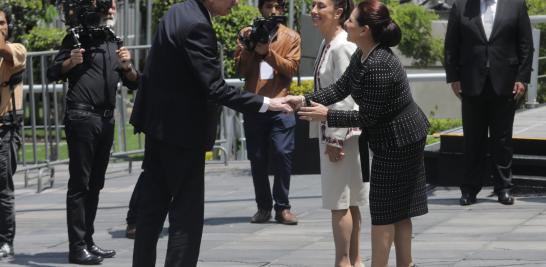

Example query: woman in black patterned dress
[287,1,429,266]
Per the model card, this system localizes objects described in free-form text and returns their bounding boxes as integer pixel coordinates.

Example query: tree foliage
[389,2,443,67]
[213,5,260,78]
[1,0,45,43]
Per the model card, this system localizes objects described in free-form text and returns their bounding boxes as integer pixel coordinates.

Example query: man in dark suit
[444,0,534,206]
[129,0,292,266]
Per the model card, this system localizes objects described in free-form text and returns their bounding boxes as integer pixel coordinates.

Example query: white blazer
[309,31,359,146]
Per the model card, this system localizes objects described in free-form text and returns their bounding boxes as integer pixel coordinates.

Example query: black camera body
[240,16,286,51]
[57,0,121,48]
[60,0,112,29]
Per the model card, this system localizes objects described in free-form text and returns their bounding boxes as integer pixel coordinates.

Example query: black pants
[133,136,205,267]
[243,112,295,212]
[126,171,145,225]
[65,110,114,250]
[0,126,20,246]
[461,77,516,194]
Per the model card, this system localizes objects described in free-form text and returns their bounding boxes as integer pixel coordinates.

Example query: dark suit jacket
[130,0,264,150]
[444,0,534,96]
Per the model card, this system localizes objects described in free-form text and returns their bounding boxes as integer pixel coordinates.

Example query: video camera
[56,0,122,48]
[239,16,287,51]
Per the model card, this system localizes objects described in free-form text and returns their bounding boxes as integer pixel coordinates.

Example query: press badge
[259,61,274,80]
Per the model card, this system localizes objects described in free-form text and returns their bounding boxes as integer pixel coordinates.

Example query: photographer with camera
[235,0,301,225]
[47,0,138,264]
[0,5,26,259]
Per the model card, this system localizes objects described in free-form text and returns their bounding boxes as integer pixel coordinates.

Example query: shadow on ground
[6,252,68,267]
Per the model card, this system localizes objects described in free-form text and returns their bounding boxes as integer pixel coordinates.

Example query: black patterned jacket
[306,46,430,149]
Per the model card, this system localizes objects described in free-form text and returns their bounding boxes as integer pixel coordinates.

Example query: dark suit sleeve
[184,22,264,113]
[444,0,461,83]
[515,0,534,83]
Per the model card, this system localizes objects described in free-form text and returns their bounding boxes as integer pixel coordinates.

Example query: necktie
[483,0,495,40]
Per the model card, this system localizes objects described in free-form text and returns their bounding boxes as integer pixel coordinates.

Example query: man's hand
[237,27,252,50]
[284,95,305,110]
[325,145,344,162]
[69,48,85,66]
[254,42,269,56]
[117,47,132,70]
[451,81,462,100]
[298,101,328,122]
[513,82,526,100]
[268,97,293,113]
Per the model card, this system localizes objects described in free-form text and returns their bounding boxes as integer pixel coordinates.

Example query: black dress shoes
[497,189,514,205]
[459,192,477,206]
[88,244,116,258]
[68,248,103,265]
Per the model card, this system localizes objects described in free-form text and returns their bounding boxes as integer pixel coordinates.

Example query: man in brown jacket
[235,0,301,225]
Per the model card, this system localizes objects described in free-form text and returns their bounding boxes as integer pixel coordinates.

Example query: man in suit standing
[444,0,534,206]
[129,0,292,266]
[235,0,301,225]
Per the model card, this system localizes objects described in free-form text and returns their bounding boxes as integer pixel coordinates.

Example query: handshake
[267,95,328,122]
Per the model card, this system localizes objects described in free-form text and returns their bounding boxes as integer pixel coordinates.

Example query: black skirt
[368,139,428,225]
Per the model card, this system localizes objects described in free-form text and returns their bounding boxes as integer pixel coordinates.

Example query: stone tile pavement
[1,161,546,267]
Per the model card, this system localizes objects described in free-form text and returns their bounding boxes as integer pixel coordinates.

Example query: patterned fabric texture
[306,46,429,224]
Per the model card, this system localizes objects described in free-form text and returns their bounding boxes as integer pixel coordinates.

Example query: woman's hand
[325,145,344,162]
[298,101,328,122]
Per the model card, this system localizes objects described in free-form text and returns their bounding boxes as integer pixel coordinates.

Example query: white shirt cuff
[259,97,270,113]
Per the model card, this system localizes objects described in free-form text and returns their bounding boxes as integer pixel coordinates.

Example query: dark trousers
[126,171,145,225]
[461,77,516,194]
[243,112,295,212]
[133,136,205,267]
[65,110,114,250]
[0,126,20,246]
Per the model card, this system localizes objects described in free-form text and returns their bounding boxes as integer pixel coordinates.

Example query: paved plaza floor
[2,160,546,267]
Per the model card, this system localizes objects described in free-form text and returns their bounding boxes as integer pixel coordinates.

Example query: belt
[67,102,114,118]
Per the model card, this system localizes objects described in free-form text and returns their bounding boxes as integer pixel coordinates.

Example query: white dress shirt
[481,0,497,40]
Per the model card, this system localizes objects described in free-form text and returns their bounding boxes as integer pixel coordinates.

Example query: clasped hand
[268,95,329,122]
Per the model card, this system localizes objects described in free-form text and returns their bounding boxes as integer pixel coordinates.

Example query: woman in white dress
[310,0,369,266]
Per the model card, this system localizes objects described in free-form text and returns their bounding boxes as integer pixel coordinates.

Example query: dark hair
[258,0,286,9]
[332,0,354,26]
[0,5,11,39]
[355,0,401,47]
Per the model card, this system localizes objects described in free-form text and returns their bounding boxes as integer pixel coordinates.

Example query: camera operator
[235,0,301,225]
[0,5,26,259]
[47,0,138,264]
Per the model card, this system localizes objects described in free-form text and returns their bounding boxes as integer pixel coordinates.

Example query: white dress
[311,31,369,210]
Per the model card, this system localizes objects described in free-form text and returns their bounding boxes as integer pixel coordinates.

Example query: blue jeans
[243,111,295,212]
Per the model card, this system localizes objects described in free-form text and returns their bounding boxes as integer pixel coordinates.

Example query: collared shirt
[47,34,138,109]
[0,43,26,116]
[481,0,497,40]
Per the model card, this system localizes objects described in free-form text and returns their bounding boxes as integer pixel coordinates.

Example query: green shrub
[389,3,443,67]
[21,26,65,51]
[428,118,462,135]
[289,80,314,95]
[1,0,45,43]
[213,5,260,78]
